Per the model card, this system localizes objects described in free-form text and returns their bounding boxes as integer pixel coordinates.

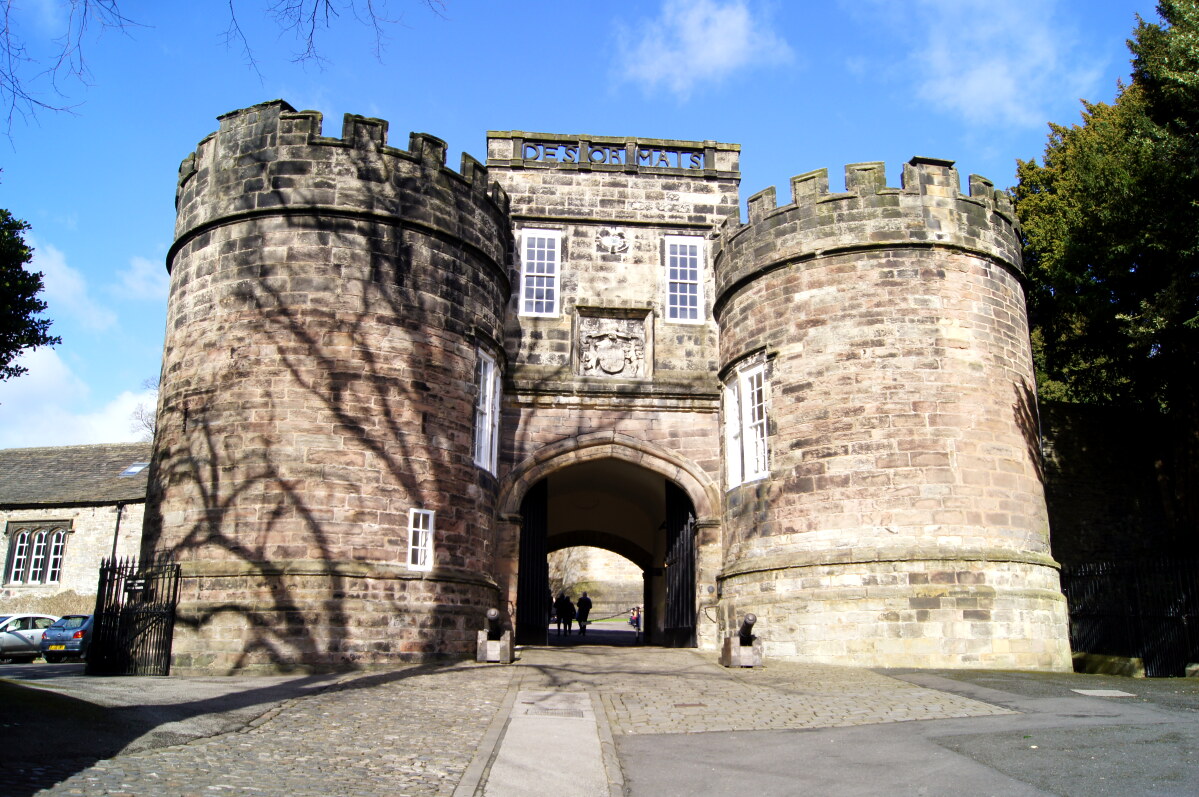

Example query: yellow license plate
[48,644,65,650]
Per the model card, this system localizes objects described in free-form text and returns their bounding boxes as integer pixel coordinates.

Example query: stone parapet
[713,158,1020,311]
[175,100,511,276]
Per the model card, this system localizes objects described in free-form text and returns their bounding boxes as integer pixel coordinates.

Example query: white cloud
[117,256,171,302]
[30,237,118,331]
[851,0,1106,129]
[615,0,794,98]
[0,348,153,448]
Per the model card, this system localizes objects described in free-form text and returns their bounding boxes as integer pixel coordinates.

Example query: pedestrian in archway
[576,591,592,635]
[554,593,575,636]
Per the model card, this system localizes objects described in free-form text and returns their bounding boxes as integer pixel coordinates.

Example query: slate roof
[0,443,152,508]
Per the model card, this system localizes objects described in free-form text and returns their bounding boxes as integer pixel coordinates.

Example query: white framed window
[28,531,47,582]
[5,524,69,584]
[473,350,502,473]
[724,363,769,487]
[664,235,704,323]
[407,509,435,572]
[6,530,29,583]
[47,531,66,583]
[520,229,562,317]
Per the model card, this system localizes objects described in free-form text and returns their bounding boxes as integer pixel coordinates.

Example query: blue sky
[0,0,1162,448]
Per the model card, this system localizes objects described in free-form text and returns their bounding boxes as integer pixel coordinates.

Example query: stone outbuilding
[1,443,150,614]
[142,100,1073,673]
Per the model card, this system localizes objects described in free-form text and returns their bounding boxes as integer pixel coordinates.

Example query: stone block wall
[0,503,143,614]
[146,101,512,672]
[712,158,1071,669]
[487,132,739,392]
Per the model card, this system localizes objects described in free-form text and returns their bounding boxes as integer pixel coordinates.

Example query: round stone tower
[144,100,512,673]
[713,158,1071,670]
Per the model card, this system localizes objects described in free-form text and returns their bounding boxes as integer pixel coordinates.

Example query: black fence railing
[1060,558,1199,677]
[87,554,181,676]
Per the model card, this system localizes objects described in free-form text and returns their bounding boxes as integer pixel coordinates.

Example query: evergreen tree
[1015,0,1199,536]
[0,209,59,381]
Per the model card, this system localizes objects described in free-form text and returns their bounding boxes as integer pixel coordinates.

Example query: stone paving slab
[514,647,1013,736]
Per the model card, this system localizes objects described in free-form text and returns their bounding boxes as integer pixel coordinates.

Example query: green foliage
[1016,0,1199,536]
[1015,1,1199,413]
[0,208,60,381]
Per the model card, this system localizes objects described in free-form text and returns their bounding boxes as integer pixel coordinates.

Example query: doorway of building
[514,458,697,647]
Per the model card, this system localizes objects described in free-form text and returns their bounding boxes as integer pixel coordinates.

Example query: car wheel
[44,653,64,664]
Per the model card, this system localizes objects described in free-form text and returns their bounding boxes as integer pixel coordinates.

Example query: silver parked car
[39,614,93,663]
[0,614,58,663]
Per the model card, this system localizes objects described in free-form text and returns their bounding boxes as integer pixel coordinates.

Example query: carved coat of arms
[581,331,643,376]
[576,311,648,378]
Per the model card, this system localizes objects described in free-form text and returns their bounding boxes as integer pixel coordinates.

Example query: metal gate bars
[1061,558,1199,677]
[87,554,181,676]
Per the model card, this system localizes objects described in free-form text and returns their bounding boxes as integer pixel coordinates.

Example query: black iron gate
[87,554,181,676]
[516,479,550,645]
[663,481,696,647]
[1060,558,1199,677]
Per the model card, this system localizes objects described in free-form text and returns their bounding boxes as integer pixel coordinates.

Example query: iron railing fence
[1060,558,1199,677]
[87,553,181,676]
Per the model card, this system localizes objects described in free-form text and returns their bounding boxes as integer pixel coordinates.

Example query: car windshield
[54,616,88,629]
[0,616,9,625]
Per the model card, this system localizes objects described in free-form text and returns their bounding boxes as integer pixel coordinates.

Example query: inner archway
[548,546,643,643]
[514,456,698,647]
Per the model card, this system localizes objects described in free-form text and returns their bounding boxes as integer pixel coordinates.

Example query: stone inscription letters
[522,142,704,169]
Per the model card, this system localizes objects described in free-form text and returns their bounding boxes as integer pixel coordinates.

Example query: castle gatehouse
[142,100,1072,673]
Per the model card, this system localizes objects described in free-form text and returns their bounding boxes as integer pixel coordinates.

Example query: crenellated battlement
[712,157,1021,310]
[172,100,511,270]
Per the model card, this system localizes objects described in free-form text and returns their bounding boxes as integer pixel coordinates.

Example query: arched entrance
[512,457,699,647]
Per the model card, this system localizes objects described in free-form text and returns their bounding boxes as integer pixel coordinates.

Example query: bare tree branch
[1,1,446,135]
[1,0,134,133]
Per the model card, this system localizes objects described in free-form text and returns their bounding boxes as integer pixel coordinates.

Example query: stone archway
[496,433,719,647]
[497,431,718,522]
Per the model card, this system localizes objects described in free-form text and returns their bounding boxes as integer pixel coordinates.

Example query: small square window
[407,509,434,572]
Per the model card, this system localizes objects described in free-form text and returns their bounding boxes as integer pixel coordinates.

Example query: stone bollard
[476,608,514,664]
[719,613,764,668]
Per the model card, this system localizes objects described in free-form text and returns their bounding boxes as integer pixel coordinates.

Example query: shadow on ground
[0,660,475,797]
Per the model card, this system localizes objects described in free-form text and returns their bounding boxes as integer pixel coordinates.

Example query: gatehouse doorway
[513,457,698,647]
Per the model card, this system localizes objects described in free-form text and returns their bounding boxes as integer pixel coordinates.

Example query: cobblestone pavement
[514,647,1013,736]
[15,646,1017,797]
[33,663,516,797]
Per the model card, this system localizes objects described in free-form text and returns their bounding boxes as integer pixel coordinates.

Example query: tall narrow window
[741,366,769,480]
[473,350,501,474]
[520,229,562,317]
[46,530,66,583]
[27,531,48,583]
[7,530,29,583]
[724,383,743,487]
[407,509,435,572]
[724,363,769,487]
[665,235,704,322]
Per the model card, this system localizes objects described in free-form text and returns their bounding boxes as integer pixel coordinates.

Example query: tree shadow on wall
[151,210,496,672]
[1013,380,1045,487]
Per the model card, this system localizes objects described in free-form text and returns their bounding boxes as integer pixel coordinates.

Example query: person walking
[554,593,575,636]
[576,592,593,636]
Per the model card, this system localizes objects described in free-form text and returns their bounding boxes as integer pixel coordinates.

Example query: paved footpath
[4,644,1199,797]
